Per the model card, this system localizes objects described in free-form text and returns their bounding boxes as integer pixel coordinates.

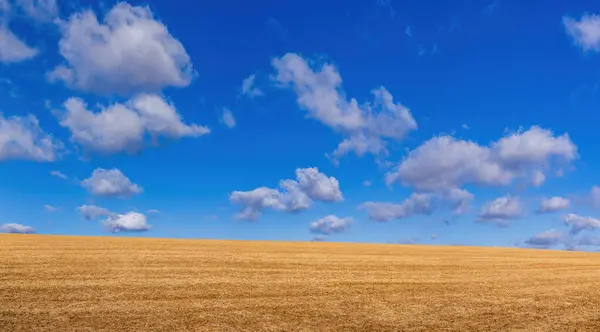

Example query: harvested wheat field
[1,234,600,331]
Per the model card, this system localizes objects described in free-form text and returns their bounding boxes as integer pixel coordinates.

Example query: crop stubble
[1,234,600,331]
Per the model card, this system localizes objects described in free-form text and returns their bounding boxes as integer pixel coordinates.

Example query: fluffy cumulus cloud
[563,14,600,52]
[563,213,600,234]
[78,205,150,232]
[81,168,143,198]
[242,74,263,98]
[525,229,566,248]
[272,53,417,163]
[387,126,577,193]
[360,193,433,222]
[78,204,112,220]
[538,196,570,213]
[0,113,62,161]
[57,94,209,155]
[48,2,193,95]
[221,108,236,128]
[230,167,343,220]
[103,212,150,232]
[445,188,475,215]
[229,187,287,220]
[360,188,473,222]
[1,223,35,233]
[309,215,352,235]
[478,195,523,224]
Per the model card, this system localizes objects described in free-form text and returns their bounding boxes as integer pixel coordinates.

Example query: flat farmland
[1,234,600,331]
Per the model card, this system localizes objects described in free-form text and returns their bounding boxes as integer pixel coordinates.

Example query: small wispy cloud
[221,108,236,129]
[44,205,59,212]
[398,236,421,244]
[266,17,287,41]
[405,25,412,37]
[0,77,19,98]
[241,74,263,98]
[449,17,458,33]
[482,1,499,15]
[437,18,459,35]
[377,0,396,18]
[50,170,67,180]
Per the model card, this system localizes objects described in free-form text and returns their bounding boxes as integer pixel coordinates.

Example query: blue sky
[2,0,600,250]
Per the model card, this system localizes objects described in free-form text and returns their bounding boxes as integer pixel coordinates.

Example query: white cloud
[293,167,343,202]
[445,188,474,215]
[50,170,67,179]
[147,209,160,214]
[0,26,38,63]
[494,126,576,167]
[103,212,150,232]
[15,0,58,22]
[241,74,263,98]
[0,113,62,161]
[362,180,372,187]
[229,187,287,220]
[0,1,38,63]
[309,215,352,235]
[589,186,600,207]
[272,53,417,162]
[44,204,58,212]
[360,193,433,222]
[563,14,600,52]
[525,229,565,247]
[49,2,193,95]
[230,167,343,220]
[78,204,112,220]
[478,195,523,223]
[1,223,34,233]
[221,108,236,128]
[538,196,570,214]
[81,168,142,198]
[387,126,576,192]
[58,94,209,154]
[387,136,507,192]
[78,205,150,232]
[360,188,473,222]
[531,170,546,187]
[563,213,600,234]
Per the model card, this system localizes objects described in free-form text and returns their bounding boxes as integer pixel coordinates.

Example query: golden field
[1,234,600,331]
